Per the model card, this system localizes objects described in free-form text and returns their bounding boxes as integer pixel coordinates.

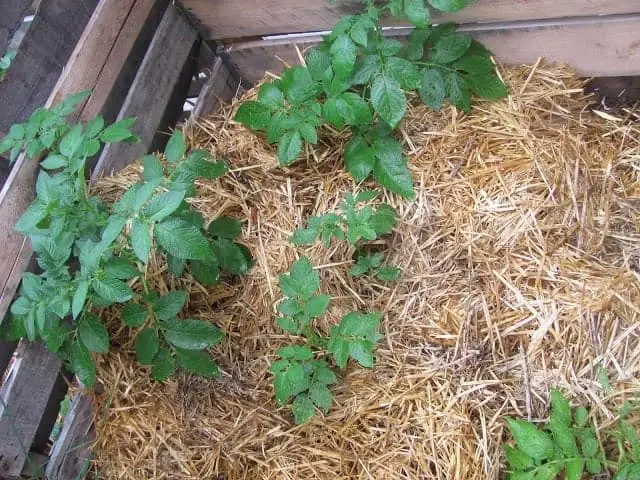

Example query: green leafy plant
[235,0,507,198]
[609,402,640,480]
[0,94,253,387]
[0,50,16,82]
[291,190,396,247]
[272,256,383,423]
[349,251,401,281]
[504,390,604,480]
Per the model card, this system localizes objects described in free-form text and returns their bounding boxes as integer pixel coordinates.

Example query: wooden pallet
[0,0,218,477]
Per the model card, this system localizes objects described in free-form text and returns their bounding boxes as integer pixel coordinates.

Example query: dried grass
[89,63,640,479]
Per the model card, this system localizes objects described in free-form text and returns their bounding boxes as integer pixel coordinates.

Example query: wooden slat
[0,0,99,135]
[0,341,62,478]
[181,0,640,40]
[94,5,199,175]
[0,0,168,324]
[0,0,31,57]
[222,14,640,85]
[189,55,241,121]
[45,394,95,480]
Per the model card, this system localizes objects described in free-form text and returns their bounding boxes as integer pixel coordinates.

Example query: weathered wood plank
[0,341,62,478]
[45,394,95,480]
[94,5,199,175]
[0,340,17,379]
[181,0,640,40]
[0,0,99,135]
[0,0,31,57]
[0,0,168,323]
[222,14,640,85]
[190,55,241,121]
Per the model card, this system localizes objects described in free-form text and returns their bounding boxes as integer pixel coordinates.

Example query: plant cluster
[504,390,640,480]
[235,0,506,199]
[272,256,383,423]
[0,93,253,387]
[0,50,15,82]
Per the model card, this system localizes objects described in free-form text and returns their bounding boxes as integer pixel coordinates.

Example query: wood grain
[181,0,640,40]
[0,341,62,478]
[45,394,95,480]
[222,14,640,85]
[190,55,241,121]
[0,0,99,135]
[94,5,199,175]
[0,0,31,56]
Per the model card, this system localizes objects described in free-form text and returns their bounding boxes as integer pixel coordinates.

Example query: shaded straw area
[90,63,640,479]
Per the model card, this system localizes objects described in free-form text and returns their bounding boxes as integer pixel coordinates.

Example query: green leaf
[280,67,318,105]
[164,130,186,163]
[290,227,318,245]
[100,215,127,247]
[278,298,302,316]
[72,279,89,319]
[452,55,495,74]
[466,73,508,100]
[104,257,138,280]
[277,345,314,361]
[273,360,309,406]
[378,38,403,57]
[370,203,397,234]
[190,260,220,286]
[15,201,47,234]
[578,429,599,457]
[53,91,91,116]
[550,389,572,426]
[70,340,96,387]
[328,311,382,368]
[151,348,176,381]
[503,445,534,470]
[154,218,213,260]
[376,266,401,281]
[330,34,357,79]
[277,130,302,166]
[209,216,242,239]
[565,459,585,480]
[40,154,67,170]
[135,327,159,365]
[548,420,578,456]
[131,219,152,263]
[169,255,188,276]
[132,179,162,212]
[258,83,284,109]
[276,316,297,333]
[122,302,148,327]
[338,92,373,127]
[352,55,382,85]
[299,123,318,145]
[162,318,224,350]
[384,57,421,90]
[306,47,332,81]
[370,75,406,129]
[145,190,185,222]
[446,71,471,112]
[151,290,186,321]
[78,313,110,353]
[100,117,137,143]
[372,137,414,198]
[93,276,133,303]
[419,68,446,110]
[280,256,320,299]
[505,418,555,461]
[404,0,430,27]
[406,27,430,61]
[427,0,472,12]
[574,406,589,427]
[212,238,249,274]
[431,34,472,64]
[59,124,84,158]
[292,394,315,424]
[585,458,601,474]
[141,154,164,181]
[309,382,333,413]
[304,294,330,318]
[235,101,271,130]
[344,135,375,182]
[186,150,228,180]
[175,348,219,377]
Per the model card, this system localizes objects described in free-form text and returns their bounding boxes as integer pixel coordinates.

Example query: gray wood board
[0,0,99,135]
[94,5,199,175]
[0,341,62,478]
[181,0,640,40]
[0,0,32,57]
[222,14,640,85]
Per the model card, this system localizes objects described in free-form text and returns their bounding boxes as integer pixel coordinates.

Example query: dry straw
[89,63,640,479]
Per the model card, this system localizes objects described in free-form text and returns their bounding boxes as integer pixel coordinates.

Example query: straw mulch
[89,63,640,479]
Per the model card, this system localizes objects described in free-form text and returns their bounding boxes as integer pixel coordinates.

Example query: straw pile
[89,63,640,479]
